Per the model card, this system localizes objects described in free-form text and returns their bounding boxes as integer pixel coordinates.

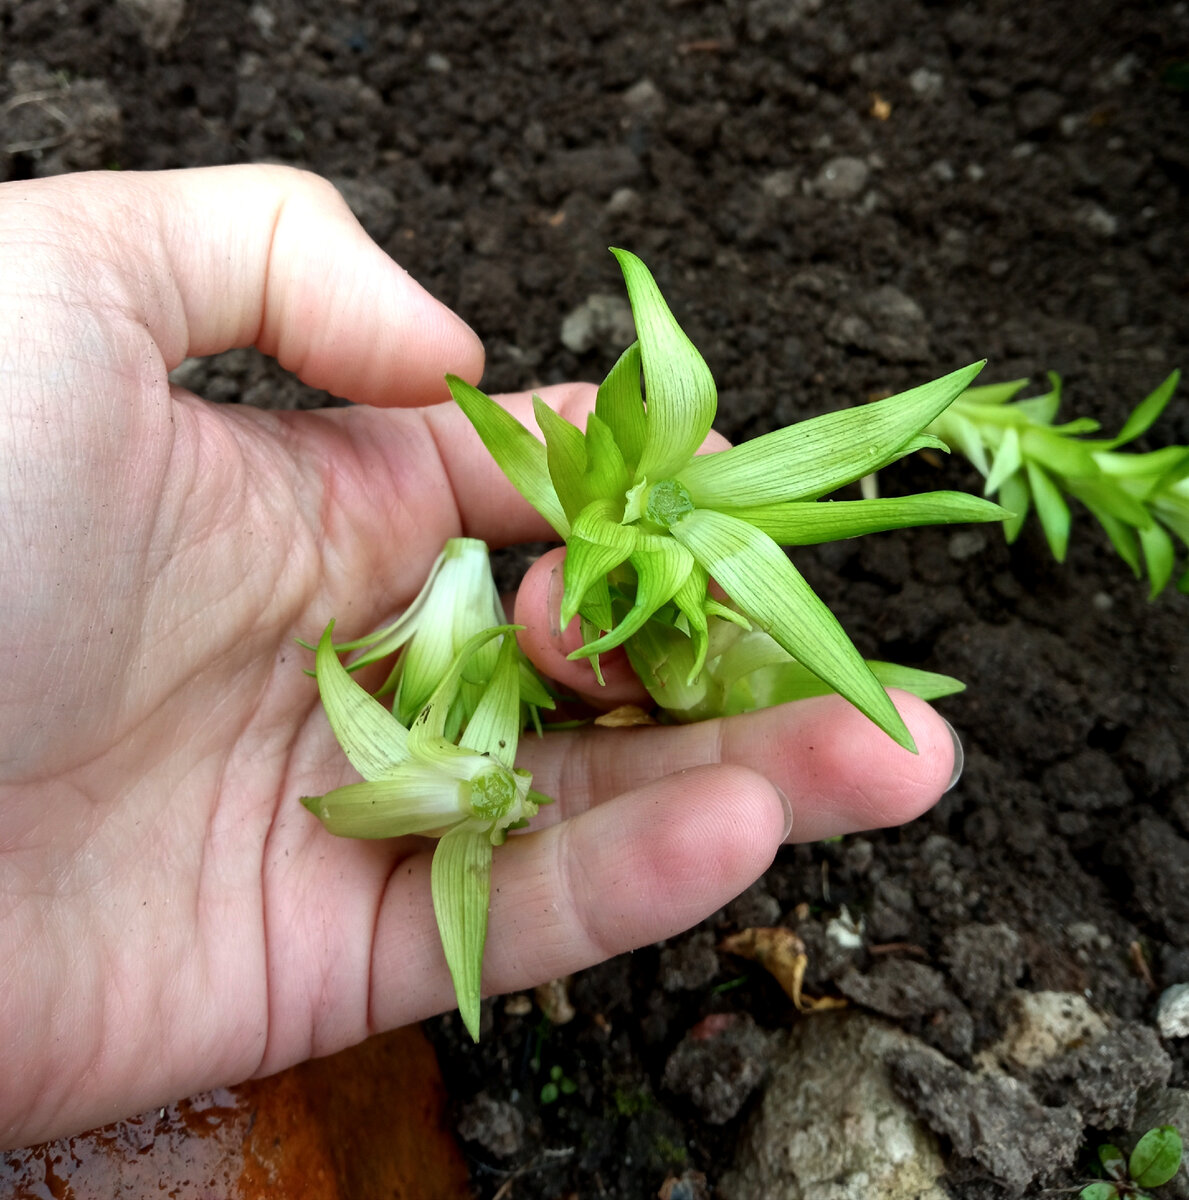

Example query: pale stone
[1157,984,1189,1039]
[982,990,1108,1072]
[560,294,635,355]
[720,1012,947,1200]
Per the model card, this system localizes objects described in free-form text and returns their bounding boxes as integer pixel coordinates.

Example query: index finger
[1,165,485,407]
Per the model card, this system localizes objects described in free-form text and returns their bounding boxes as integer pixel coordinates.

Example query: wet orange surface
[1,1026,472,1199]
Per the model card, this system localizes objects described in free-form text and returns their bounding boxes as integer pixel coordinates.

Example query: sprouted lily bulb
[300,540,553,1040]
[450,250,1006,750]
[315,536,553,732]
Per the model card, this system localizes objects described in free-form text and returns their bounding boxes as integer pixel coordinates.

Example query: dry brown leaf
[719,926,846,1013]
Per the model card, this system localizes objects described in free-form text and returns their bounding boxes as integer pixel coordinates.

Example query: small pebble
[909,67,944,99]
[1077,202,1118,237]
[948,530,987,561]
[1156,984,1189,1039]
[814,155,869,201]
[622,78,664,115]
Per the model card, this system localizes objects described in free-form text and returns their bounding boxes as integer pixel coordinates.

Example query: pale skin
[0,165,957,1150]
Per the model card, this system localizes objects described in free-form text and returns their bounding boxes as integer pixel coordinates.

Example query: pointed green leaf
[738,658,965,713]
[517,659,555,712]
[707,600,751,630]
[672,561,712,683]
[395,539,503,725]
[998,472,1031,543]
[984,425,1022,496]
[408,626,518,753]
[1157,454,1189,489]
[431,823,494,1042]
[460,635,522,766]
[562,500,639,627]
[533,395,588,524]
[1021,427,1098,479]
[678,362,985,506]
[595,340,647,473]
[1129,1125,1183,1189]
[301,767,469,839]
[1140,520,1177,598]
[867,662,965,700]
[1152,491,1189,543]
[449,375,569,536]
[956,378,1030,407]
[610,249,717,479]
[579,614,606,686]
[1066,476,1154,530]
[1096,445,1189,484]
[1080,496,1143,577]
[722,493,1007,546]
[577,572,615,632]
[1109,370,1181,448]
[670,509,915,750]
[314,621,410,780]
[582,412,631,501]
[1078,1184,1119,1200]
[1024,460,1071,561]
[937,410,990,476]
[1050,417,1100,436]
[905,433,951,456]
[569,535,695,660]
[1013,373,1062,425]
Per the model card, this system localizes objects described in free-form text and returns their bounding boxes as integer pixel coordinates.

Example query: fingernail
[774,785,794,842]
[943,720,964,793]
[547,564,564,641]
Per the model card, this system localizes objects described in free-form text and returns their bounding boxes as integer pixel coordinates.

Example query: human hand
[0,165,956,1149]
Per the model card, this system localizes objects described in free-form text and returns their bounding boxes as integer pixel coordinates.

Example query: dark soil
[4,1,1187,1196]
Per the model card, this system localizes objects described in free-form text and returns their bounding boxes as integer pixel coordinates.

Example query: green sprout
[450,250,1005,750]
[1080,1125,1183,1199]
[300,539,553,1040]
[929,370,1188,596]
[540,1063,579,1105]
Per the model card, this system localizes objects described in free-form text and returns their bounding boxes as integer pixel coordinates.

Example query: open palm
[0,166,955,1149]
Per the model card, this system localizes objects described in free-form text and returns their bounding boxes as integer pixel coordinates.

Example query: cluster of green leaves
[1081,1125,1183,1199]
[929,370,1187,596]
[298,256,1020,1039]
[540,1064,579,1105]
[451,250,1005,752]
[300,538,554,1040]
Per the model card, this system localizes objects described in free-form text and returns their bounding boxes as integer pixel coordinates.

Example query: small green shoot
[711,975,749,996]
[540,1064,578,1105]
[1080,1125,1183,1199]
